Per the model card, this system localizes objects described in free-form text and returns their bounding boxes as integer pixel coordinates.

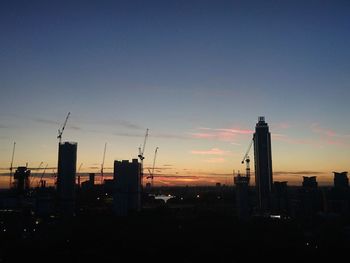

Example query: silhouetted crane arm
[147,168,152,179]
[57,112,70,143]
[241,139,253,164]
[30,162,43,186]
[39,163,48,182]
[138,128,149,161]
[101,143,107,183]
[141,129,149,158]
[151,147,159,179]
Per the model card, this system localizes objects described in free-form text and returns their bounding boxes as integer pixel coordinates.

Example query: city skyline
[1,0,350,187]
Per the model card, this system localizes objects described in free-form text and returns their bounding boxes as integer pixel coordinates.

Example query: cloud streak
[191,148,229,155]
[151,133,189,140]
[32,118,60,125]
[273,124,350,147]
[208,128,253,135]
[113,131,189,140]
[274,171,325,176]
[190,127,253,142]
[115,120,143,130]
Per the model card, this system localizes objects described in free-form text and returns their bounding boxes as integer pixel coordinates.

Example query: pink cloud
[190,127,253,142]
[311,123,338,137]
[310,123,350,146]
[272,122,291,130]
[272,123,349,147]
[191,148,229,155]
[213,128,254,134]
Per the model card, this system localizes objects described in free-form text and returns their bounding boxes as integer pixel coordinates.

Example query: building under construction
[13,166,31,193]
[113,159,141,216]
[234,171,250,219]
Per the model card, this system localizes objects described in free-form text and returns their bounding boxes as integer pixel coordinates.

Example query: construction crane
[78,163,83,173]
[138,129,149,183]
[100,143,107,184]
[39,163,48,187]
[9,142,16,188]
[77,163,83,186]
[57,112,70,143]
[147,147,159,187]
[52,169,57,186]
[30,162,43,187]
[241,139,253,182]
[138,129,149,162]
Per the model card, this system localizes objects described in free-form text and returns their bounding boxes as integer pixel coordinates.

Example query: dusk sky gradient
[1,0,349,187]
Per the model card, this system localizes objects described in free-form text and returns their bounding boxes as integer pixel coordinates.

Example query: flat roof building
[302,176,318,189]
[57,142,77,215]
[113,159,141,216]
[234,173,250,219]
[333,171,349,190]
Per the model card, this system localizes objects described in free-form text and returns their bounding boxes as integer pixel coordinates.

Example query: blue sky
[0,0,349,186]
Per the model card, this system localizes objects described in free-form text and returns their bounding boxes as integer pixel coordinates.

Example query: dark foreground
[1,206,349,262]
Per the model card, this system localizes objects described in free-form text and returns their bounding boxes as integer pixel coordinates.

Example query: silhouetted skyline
[0,0,349,187]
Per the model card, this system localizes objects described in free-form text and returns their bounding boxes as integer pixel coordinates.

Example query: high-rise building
[13,166,31,193]
[234,172,250,219]
[302,176,318,189]
[271,181,289,215]
[113,159,141,216]
[300,176,322,217]
[57,142,77,215]
[253,116,273,210]
[333,171,349,191]
[330,172,349,214]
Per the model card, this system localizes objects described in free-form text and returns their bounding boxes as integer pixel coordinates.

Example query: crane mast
[57,112,70,143]
[138,128,149,162]
[147,147,159,187]
[101,143,107,184]
[77,163,83,186]
[241,139,253,164]
[9,142,16,188]
[30,161,43,187]
[39,163,48,187]
[138,129,149,184]
[241,138,253,183]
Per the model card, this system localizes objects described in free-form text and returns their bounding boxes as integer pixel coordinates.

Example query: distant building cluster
[234,117,350,220]
[0,116,349,223]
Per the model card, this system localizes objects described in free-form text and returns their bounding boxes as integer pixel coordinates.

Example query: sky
[0,0,349,187]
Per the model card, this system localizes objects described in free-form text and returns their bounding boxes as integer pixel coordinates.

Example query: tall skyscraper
[254,116,273,210]
[57,142,77,215]
[113,159,141,216]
